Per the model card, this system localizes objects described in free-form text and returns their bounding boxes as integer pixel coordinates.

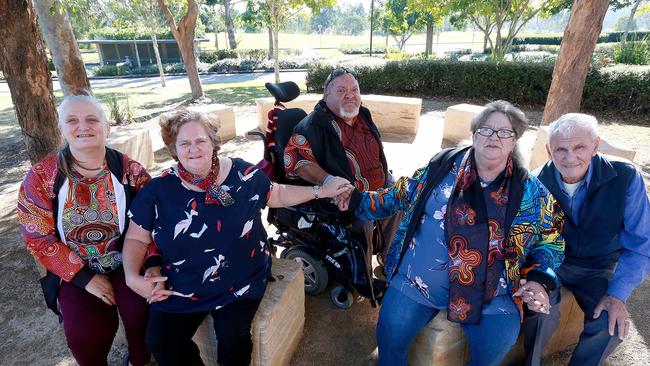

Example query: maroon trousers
[58,268,150,366]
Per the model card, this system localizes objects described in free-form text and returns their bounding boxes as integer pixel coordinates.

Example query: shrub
[239,48,268,61]
[339,45,396,54]
[239,59,262,71]
[164,63,186,74]
[385,51,411,61]
[612,38,650,65]
[306,60,649,115]
[131,64,160,75]
[92,65,130,76]
[199,49,238,63]
[605,31,650,43]
[512,36,563,46]
[90,28,174,40]
[106,93,134,125]
[208,58,241,73]
[512,31,650,46]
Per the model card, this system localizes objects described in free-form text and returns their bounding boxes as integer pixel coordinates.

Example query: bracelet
[313,185,321,199]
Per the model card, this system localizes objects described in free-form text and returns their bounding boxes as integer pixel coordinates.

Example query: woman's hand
[125,267,168,302]
[144,267,170,304]
[320,176,353,199]
[515,279,550,314]
[85,274,116,305]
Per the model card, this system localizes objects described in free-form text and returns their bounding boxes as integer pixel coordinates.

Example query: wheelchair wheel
[282,247,329,295]
[330,285,354,309]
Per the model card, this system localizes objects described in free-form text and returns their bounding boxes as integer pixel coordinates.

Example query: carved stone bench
[193,258,305,366]
[443,104,485,143]
[107,123,154,169]
[255,94,422,139]
[408,287,583,365]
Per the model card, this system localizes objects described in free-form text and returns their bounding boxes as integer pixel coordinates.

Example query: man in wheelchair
[282,68,400,304]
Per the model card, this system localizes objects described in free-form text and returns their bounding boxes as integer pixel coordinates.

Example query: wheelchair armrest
[246,130,266,143]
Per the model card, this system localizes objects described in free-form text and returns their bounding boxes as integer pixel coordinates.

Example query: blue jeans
[376,287,520,366]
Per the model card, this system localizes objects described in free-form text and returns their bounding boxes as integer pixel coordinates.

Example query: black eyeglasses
[323,67,357,91]
[475,127,516,139]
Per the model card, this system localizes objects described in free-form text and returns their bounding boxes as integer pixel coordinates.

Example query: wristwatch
[313,185,321,199]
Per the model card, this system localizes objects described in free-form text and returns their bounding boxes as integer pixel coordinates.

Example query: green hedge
[90,28,174,40]
[513,31,650,46]
[339,45,397,54]
[306,61,649,115]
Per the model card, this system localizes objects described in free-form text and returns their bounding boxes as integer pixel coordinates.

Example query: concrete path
[0,71,308,93]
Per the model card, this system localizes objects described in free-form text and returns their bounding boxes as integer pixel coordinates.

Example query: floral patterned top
[354,148,565,319]
[128,158,273,313]
[394,154,516,316]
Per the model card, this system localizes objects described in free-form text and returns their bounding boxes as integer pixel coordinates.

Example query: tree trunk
[0,0,61,163]
[213,4,219,50]
[273,25,280,83]
[224,0,236,49]
[157,0,204,100]
[179,36,204,99]
[33,0,90,96]
[541,0,609,125]
[150,31,166,87]
[622,0,642,44]
[483,32,488,52]
[267,27,274,60]
[425,20,433,56]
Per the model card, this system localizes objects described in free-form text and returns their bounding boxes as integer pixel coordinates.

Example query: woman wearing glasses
[341,100,566,365]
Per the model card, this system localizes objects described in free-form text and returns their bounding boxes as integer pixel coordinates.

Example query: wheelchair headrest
[265,81,300,103]
[275,108,308,154]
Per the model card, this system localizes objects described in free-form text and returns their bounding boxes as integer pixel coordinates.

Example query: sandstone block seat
[528,126,636,170]
[443,104,485,143]
[107,123,154,169]
[193,258,305,366]
[255,94,422,139]
[408,287,584,366]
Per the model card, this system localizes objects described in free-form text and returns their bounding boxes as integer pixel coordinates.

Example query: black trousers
[145,297,263,366]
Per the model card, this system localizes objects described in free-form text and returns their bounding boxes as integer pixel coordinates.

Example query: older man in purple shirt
[523,113,650,366]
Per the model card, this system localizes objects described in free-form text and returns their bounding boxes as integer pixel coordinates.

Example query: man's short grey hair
[57,93,108,128]
[547,113,598,143]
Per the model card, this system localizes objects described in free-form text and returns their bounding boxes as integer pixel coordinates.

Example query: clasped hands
[126,267,170,304]
[514,279,551,314]
[321,176,355,211]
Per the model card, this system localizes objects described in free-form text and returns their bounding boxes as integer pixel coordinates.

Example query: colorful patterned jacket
[17,149,151,286]
[353,147,565,318]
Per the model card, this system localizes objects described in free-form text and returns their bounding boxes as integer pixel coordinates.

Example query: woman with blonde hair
[17,94,151,366]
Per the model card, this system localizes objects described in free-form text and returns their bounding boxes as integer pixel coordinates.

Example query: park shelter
[77,38,209,67]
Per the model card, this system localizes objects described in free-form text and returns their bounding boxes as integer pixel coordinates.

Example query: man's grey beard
[339,106,359,119]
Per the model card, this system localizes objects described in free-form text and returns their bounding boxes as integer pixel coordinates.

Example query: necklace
[76,162,104,171]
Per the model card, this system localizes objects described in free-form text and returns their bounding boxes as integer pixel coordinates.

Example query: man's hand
[85,274,116,305]
[514,279,550,314]
[334,186,355,211]
[593,295,631,340]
